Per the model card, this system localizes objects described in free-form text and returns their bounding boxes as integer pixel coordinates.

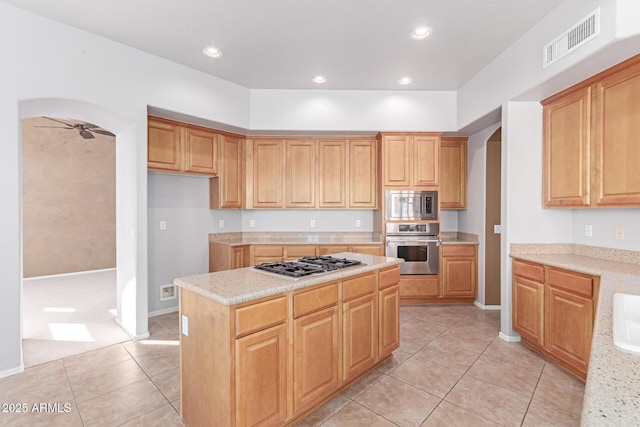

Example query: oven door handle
[386,239,441,245]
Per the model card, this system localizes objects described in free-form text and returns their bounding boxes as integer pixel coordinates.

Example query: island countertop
[174,252,403,306]
[510,244,640,426]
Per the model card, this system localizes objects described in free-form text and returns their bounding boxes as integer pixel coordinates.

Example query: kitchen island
[510,244,640,426]
[174,252,402,427]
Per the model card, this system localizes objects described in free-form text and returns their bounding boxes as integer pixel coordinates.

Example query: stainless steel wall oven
[385,223,440,275]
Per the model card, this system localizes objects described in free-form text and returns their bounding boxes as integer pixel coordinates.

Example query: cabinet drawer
[399,277,439,297]
[286,245,317,258]
[254,246,284,257]
[513,259,544,283]
[343,273,376,301]
[379,267,400,290]
[547,267,593,298]
[294,283,339,318]
[235,296,287,337]
[442,245,476,257]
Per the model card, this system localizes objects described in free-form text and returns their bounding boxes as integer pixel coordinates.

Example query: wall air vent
[543,8,600,68]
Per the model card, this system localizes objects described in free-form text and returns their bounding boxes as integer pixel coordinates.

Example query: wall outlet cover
[181,315,189,336]
[219,219,225,228]
[615,226,625,240]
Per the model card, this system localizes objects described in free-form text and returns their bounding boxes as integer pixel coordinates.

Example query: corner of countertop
[439,231,479,244]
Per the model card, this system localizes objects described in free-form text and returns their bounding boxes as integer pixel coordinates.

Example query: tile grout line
[61,362,86,427]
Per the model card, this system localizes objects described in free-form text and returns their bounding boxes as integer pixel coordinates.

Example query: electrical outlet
[219,219,225,228]
[585,224,593,237]
[615,226,624,240]
[181,315,189,336]
[249,219,255,228]
[310,219,316,228]
[356,219,361,228]
[159,221,166,231]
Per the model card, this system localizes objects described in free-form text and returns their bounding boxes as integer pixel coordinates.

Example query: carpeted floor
[22,269,131,367]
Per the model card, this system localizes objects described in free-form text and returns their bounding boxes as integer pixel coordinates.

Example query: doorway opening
[21,116,128,367]
[484,128,502,307]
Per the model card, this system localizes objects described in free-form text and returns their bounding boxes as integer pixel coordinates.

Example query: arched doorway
[18,98,146,367]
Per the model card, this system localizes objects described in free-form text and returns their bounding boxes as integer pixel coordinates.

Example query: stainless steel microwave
[385,190,437,221]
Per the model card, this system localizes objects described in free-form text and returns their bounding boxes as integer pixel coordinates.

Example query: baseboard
[499,331,521,342]
[23,267,116,281]
[474,301,502,310]
[114,317,149,341]
[133,332,151,341]
[149,306,179,317]
[0,364,24,379]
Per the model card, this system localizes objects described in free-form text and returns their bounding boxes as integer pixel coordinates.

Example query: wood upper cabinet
[286,140,316,208]
[147,117,218,176]
[210,134,244,209]
[542,54,640,208]
[252,139,284,208]
[441,245,477,298]
[440,137,468,209]
[348,139,378,208]
[512,260,545,346]
[542,87,591,207]
[318,140,347,208]
[380,133,440,188]
[592,60,640,206]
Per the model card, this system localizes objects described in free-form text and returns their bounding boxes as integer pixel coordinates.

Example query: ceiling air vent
[543,8,600,68]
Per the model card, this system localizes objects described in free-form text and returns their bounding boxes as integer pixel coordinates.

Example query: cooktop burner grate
[254,256,363,278]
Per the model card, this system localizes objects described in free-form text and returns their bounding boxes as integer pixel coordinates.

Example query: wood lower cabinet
[512,260,545,346]
[252,245,285,264]
[350,245,384,256]
[542,54,640,208]
[511,259,599,379]
[284,245,317,261]
[399,276,440,299]
[440,137,468,209]
[179,265,400,426]
[235,323,288,427]
[209,243,249,272]
[441,245,477,298]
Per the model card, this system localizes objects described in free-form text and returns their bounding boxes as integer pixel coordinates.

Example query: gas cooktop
[254,256,363,279]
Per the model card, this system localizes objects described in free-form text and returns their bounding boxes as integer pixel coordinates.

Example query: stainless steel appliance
[385,190,438,221]
[385,223,440,275]
[254,256,363,279]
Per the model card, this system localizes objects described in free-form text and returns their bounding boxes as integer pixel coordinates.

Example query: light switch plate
[310,219,316,228]
[181,315,189,336]
[249,219,255,228]
[219,219,225,228]
[159,221,166,231]
[615,226,624,240]
[585,224,593,237]
[493,225,501,234]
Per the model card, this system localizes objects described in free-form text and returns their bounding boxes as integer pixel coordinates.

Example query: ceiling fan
[35,117,115,139]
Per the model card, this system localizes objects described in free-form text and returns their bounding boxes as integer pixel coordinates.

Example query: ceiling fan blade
[79,130,95,139]
[34,125,74,129]
[91,129,116,137]
[43,116,76,127]
[82,122,99,129]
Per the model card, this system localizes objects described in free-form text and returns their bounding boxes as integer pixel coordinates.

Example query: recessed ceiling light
[410,27,432,40]
[312,75,327,84]
[397,77,413,85]
[203,47,223,58]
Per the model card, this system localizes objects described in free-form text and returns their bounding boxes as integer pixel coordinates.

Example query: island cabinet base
[179,265,400,427]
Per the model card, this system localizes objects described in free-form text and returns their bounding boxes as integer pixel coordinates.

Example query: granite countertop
[510,244,640,426]
[439,231,479,245]
[174,252,403,306]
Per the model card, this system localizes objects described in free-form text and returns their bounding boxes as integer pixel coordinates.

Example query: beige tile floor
[0,305,584,426]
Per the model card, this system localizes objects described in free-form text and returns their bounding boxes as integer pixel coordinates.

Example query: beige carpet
[22,269,131,367]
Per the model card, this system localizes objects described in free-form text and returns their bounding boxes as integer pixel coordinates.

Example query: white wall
[250,90,457,132]
[572,209,640,251]
[240,210,375,232]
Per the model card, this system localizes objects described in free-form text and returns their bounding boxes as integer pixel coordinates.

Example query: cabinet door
[440,137,467,209]
[349,139,377,208]
[219,135,243,208]
[184,127,218,175]
[545,285,593,376]
[382,135,411,187]
[148,119,181,171]
[512,275,544,346]
[318,140,347,208]
[232,246,248,269]
[286,140,316,208]
[542,87,591,207]
[412,135,439,187]
[399,276,440,298]
[235,323,287,427]
[253,140,284,208]
[442,253,477,298]
[378,286,400,358]
[293,306,340,412]
[284,245,317,261]
[343,293,377,382]
[593,61,640,206]
[318,245,350,256]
